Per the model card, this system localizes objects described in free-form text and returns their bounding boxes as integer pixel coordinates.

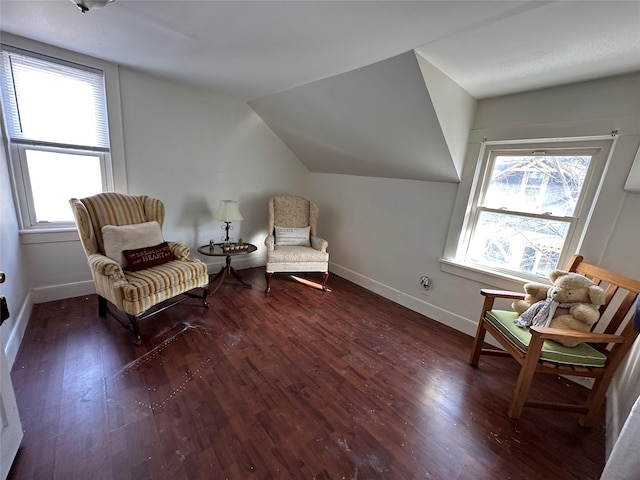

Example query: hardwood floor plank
[8,269,606,479]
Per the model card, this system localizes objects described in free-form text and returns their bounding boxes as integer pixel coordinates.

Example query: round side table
[197,243,258,295]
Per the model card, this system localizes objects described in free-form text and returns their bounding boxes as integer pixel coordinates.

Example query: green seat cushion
[485,310,607,368]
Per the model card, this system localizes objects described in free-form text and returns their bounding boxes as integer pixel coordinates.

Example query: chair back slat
[564,254,640,340]
[599,283,620,315]
[602,291,639,336]
[574,260,640,293]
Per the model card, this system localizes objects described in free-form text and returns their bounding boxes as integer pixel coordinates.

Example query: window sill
[439,258,549,291]
[19,228,80,244]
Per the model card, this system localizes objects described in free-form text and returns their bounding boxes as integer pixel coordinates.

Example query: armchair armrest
[479,289,525,316]
[480,289,526,300]
[167,241,190,261]
[87,253,126,280]
[265,235,275,251]
[530,326,626,345]
[311,235,328,252]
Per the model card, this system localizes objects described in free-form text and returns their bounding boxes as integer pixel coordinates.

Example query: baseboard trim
[5,293,34,369]
[30,280,96,304]
[13,257,485,367]
[329,262,478,338]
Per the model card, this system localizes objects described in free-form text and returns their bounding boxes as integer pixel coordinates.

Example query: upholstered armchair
[264,195,329,293]
[70,193,209,344]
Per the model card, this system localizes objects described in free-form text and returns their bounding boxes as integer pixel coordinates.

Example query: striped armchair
[70,193,209,344]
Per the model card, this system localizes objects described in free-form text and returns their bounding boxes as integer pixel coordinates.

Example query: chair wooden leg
[201,286,209,308]
[579,336,636,427]
[579,367,621,427]
[127,314,142,346]
[508,333,544,418]
[578,380,605,428]
[469,318,488,366]
[265,273,273,293]
[321,272,329,291]
[470,295,495,366]
[98,295,108,317]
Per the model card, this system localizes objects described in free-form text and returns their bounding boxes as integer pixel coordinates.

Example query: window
[1,45,113,230]
[455,138,614,279]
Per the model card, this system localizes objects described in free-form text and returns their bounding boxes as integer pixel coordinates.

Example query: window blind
[0,45,110,150]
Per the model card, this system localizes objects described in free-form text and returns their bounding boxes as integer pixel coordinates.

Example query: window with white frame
[0,45,113,230]
[456,138,614,279]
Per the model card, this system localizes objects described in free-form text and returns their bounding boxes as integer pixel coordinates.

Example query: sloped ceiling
[0,1,544,101]
[249,52,463,183]
[1,1,639,182]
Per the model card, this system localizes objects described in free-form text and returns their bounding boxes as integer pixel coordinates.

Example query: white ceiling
[1,0,639,102]
[1,1,639,182]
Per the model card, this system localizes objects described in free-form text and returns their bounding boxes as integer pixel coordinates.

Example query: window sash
[464,207,577,277]
[478,150,595,217]
[12,144,111,229]
[1,45,109,150]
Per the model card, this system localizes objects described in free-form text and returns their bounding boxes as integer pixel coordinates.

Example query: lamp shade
[214,200,243,222]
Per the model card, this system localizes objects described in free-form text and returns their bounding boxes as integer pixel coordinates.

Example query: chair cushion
[267,245,328,263]
[485,310,607,367]
[121,260,207,303]
[275,226,311,246]
[102,221,164,267]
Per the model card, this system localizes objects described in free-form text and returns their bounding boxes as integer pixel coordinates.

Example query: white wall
[0,129,31,366]
[310,173,457,290]
[117,68,310,251]
[309,173,484,335]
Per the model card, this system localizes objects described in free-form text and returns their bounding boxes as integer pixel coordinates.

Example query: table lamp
[214,200,243,242]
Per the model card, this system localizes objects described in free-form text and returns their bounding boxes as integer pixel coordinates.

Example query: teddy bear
[511,269,606,347]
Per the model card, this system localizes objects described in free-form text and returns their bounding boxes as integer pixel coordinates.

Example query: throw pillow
[275,225,311,246]
[123,242,175,271]
[102,221,164,267]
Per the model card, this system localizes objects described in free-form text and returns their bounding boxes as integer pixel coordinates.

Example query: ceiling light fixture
[70,0,114,14]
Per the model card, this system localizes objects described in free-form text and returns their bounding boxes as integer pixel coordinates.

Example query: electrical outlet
[419,276,432,296]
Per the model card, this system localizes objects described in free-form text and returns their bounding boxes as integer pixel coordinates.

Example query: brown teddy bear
[512,270,606,347]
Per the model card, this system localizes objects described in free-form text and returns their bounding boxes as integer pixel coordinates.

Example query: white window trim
[0,33,127,244]
[441,134,617,286]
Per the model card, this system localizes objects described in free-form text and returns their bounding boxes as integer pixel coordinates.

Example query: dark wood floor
[8,268,606,480]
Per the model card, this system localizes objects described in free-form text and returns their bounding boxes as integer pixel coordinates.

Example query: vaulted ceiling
[1,1,639,181]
